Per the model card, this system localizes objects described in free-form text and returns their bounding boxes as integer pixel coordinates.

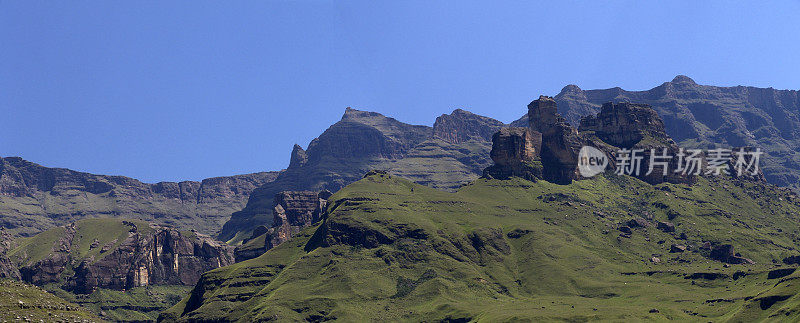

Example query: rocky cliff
[234,190,330,262]
[9,219,233,293]
[528,96,587,183]
[513,76,800,190]
[219,107,505,242]
[490,97,695,185]
[0,228,19,279]
[0,157,279,237]
[579,102,693,185]
[482,128,542,181]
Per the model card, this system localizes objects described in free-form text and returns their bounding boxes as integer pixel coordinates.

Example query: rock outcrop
[482,128,542,181]
[289,144,308,169]
[709,244,755,265]
[579,102,693,185]
[0,157,280,237]
[513,76,800,190]
[578,102,669,148]
[68,228,232,294]
[488,96,697,185]
[234,190,331,262]
[10,219,233,293]
[528,96,587,184]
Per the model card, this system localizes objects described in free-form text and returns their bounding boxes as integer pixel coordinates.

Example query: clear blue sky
[2,1,799,183]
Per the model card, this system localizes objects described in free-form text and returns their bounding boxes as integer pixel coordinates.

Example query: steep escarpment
[482,127,542,181]
[9,219,232,291]
[494,97,696,185]
[219,108,504,242]
[527,96,588,183]
[514,76,800,189]
[0,157,280,237]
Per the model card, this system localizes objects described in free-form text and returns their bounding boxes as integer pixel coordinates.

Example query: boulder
[657,221,675,233]
[670,244,686,253]
[709,244,754,264]
[627,218,651,228]
[710,244,734,261]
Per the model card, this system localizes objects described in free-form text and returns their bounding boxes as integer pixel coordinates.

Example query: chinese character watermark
[578,146,763,178]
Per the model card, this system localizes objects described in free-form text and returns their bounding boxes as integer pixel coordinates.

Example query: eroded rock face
[234,190,330,262]
[529,96,586,184]
[14,221,232,293]
[511,76,800,189]
[489,96,697,185]
[68,228,233,294]
[482,128,542,181]
[289,144,308,169]
[580,102,693,185]
[579,102,669,148]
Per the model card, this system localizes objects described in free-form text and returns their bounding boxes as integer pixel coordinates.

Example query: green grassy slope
[48,284,192,322]
[0,279,103,322]
[163,173,800,322]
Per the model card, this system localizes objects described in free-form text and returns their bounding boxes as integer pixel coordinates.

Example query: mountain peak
[451,108,472,115]
[560,84,583,93]
[341,107,387,122]
[671,75,696,85]
[289,144,307,169]
[433,109,504,144]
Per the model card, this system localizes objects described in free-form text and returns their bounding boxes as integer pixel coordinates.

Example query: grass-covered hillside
[0,279,103,322]
[163,172,800,322]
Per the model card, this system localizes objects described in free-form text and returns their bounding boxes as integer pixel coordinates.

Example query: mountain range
[3,76,800,321]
